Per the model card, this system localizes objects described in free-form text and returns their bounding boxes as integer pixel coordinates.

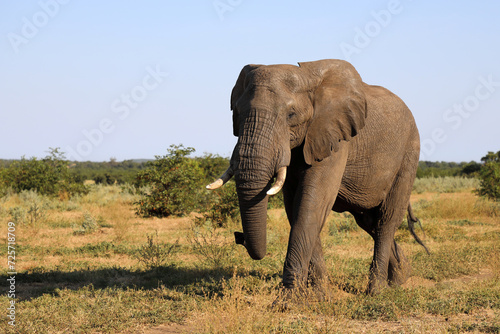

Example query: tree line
[0,147,498,219]
[0,153,485,186]
[416,160,482,178]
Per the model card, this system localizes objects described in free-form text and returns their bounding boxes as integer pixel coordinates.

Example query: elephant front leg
[281,152,348,294]
[308,236,330,301]
[282,225,316,290]
[280,202,333,305]
[282,235,326,288]
[308,236,327,287]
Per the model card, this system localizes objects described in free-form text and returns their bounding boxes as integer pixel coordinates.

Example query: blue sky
[1,1,499,162]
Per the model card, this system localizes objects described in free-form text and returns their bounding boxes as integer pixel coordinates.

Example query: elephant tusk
[206,167,234,190]
[267,167,287,196]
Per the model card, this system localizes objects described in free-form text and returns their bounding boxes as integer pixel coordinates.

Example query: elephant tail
[407,204,430,255]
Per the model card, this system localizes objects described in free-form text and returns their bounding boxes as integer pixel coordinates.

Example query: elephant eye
[287,110,302,126]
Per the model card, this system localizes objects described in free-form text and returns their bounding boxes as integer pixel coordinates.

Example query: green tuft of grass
[446,219,486,226]
[411,244,494,281]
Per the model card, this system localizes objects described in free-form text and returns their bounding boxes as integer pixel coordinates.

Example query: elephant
[207,59,428,296]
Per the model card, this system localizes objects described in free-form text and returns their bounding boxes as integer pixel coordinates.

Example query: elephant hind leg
[354,212,411,288]
[353,178,415,293]
[367,213,409,293]
[369,172,416,293]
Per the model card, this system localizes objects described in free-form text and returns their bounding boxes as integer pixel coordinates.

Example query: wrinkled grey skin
[223,59,421,295]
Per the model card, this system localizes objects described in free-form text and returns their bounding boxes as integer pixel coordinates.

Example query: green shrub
[416,161,462,178]
[196,181,240,228]
[460,161,482,177]
[0,148,88,197]
[135,145,205,217]
[197,153,230,182]
[476,151,500,201]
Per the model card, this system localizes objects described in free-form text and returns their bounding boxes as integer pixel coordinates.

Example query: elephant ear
[230,64,262,137]
[299,59,367,165]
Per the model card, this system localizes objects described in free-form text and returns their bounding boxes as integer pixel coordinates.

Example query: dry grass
[412,192,499,222]
[0,181,499,333]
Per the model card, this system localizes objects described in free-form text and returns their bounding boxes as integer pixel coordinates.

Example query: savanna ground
[1,177,499,333]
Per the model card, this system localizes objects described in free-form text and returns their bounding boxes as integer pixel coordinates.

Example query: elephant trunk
[232,107,288,260]
[233,134,274,261]
[235,186,270,260]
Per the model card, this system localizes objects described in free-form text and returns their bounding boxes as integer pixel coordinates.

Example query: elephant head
[207,59,367,260]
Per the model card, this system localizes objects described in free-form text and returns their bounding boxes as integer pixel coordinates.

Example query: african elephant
[207,59,428,296]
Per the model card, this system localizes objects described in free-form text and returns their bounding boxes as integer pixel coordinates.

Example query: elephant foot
[388,243,412,286]
[367,241,411,294]
[388,262,411,286]
[366,283,388,295]
[366,275,389,295]
[367,268,411,295]
[367,268,411,294]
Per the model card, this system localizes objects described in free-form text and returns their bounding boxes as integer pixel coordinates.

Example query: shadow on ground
[1,265,279,301]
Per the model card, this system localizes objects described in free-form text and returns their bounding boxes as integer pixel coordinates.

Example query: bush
[196,181,240,228]
[476,151,500,201]
[135,145,205,217]
[460,161,482,177]
[197,153,230,182]
[0,148,88,198]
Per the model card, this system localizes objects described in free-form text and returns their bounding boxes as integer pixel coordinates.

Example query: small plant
[27,199,46,225]
[8,190,48,226]
[120,183,137,195]
[9,206,27,225]
[135,231,178,270]
[189,222,235,268]
[23,191,48,225]
[72,212,98,235]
